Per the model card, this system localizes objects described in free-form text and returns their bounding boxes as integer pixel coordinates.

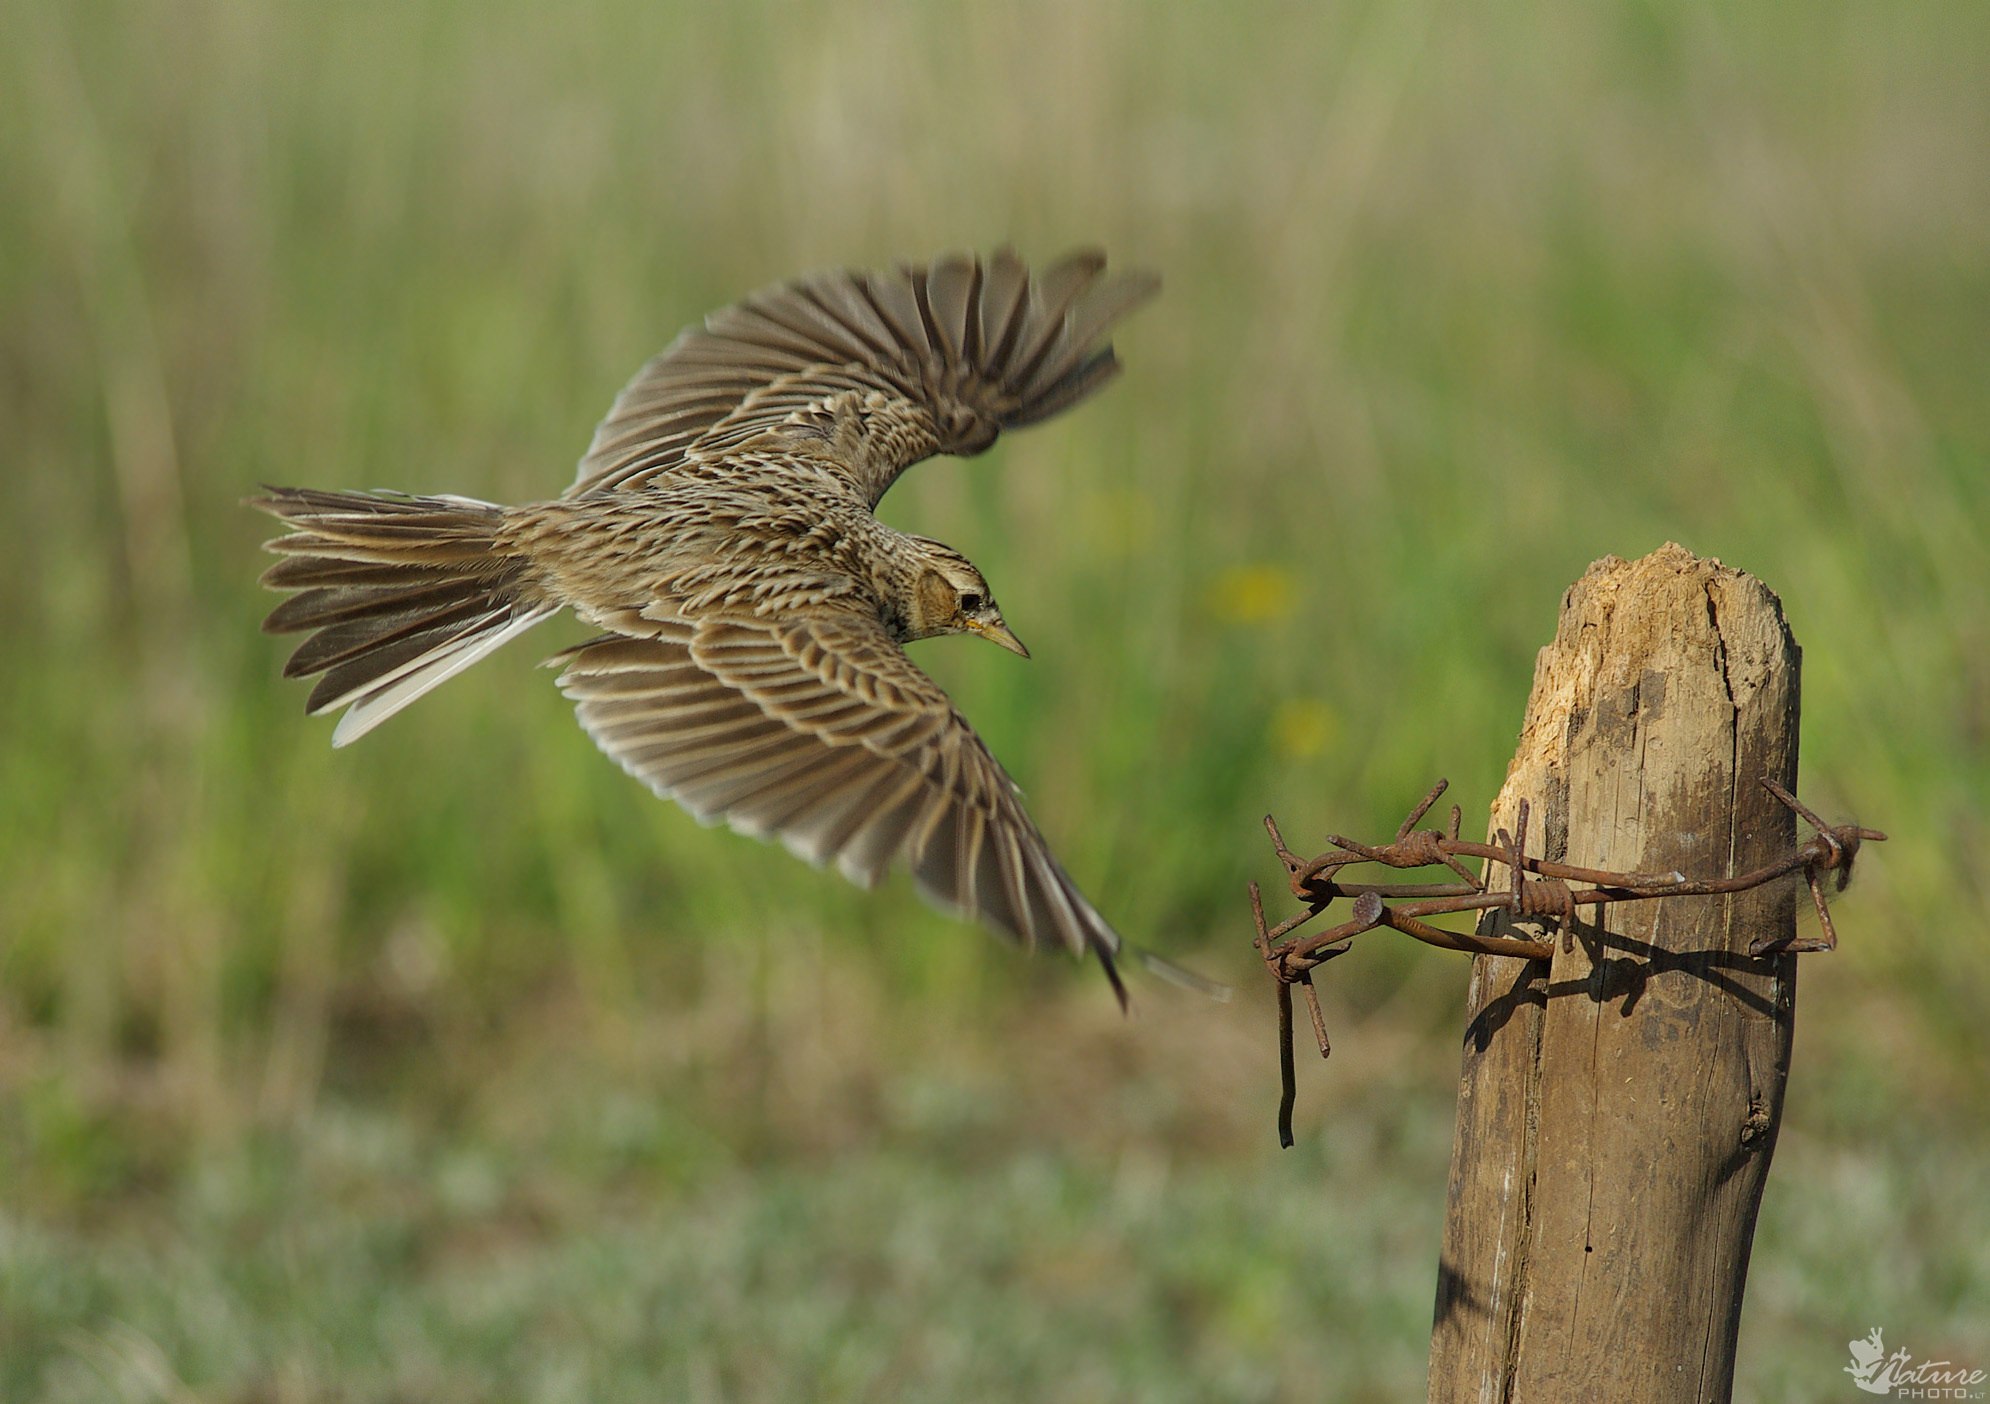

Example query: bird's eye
[959,592,983,613]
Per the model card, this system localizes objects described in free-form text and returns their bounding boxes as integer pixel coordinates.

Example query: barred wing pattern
[572,248,1159,507]
[554,613,1129,1004]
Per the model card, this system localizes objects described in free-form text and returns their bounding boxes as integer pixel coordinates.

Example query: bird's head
[899,538,1029,657]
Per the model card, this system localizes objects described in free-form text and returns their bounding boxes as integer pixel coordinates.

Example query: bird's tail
[249,487,556,746]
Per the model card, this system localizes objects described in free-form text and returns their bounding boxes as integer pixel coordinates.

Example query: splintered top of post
[1508,543,1800,855]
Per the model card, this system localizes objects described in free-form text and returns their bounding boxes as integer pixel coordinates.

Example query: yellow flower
[1208,564,1297,624]
[1274,697,1340,760]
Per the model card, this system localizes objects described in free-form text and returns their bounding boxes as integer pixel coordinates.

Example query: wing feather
[923,254,980,364]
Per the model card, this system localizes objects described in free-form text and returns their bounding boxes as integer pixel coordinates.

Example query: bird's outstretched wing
[552,609,1130,1004]
[570,248,1158,508]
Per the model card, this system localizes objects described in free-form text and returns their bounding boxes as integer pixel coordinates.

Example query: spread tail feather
[249,487,554,744]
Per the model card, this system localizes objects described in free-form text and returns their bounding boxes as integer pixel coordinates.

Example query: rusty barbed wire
[1248,776,1886,1148]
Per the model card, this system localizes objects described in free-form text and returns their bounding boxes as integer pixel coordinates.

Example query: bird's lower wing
[551,613,1127,999]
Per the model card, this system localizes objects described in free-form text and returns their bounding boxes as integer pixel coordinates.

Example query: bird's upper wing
[552,609,1128,1002]
[570,248,1158,508]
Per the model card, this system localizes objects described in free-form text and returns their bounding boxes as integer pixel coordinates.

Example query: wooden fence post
[1428,544,1802,1404]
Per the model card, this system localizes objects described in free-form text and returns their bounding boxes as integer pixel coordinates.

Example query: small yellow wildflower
[1273,697,1340,760]
[1208,564,1298,624]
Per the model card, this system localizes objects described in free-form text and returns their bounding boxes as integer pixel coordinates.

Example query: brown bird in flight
[253,248,1214,1006]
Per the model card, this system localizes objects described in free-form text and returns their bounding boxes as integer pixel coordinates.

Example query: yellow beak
[974,618,1031,659]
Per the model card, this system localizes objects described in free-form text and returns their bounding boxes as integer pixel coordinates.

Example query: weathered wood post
[1428,544,1801,1403]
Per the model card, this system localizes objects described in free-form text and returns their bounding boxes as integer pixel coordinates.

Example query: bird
[251,247,1218,1007]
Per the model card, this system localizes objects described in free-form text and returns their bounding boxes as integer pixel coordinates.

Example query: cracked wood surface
[1428,544,1801,1404]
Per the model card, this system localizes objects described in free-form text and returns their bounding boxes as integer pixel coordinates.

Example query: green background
[3,2,1984,1399]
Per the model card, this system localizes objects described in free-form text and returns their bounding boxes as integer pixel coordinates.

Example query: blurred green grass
[2,0,1986,1398]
